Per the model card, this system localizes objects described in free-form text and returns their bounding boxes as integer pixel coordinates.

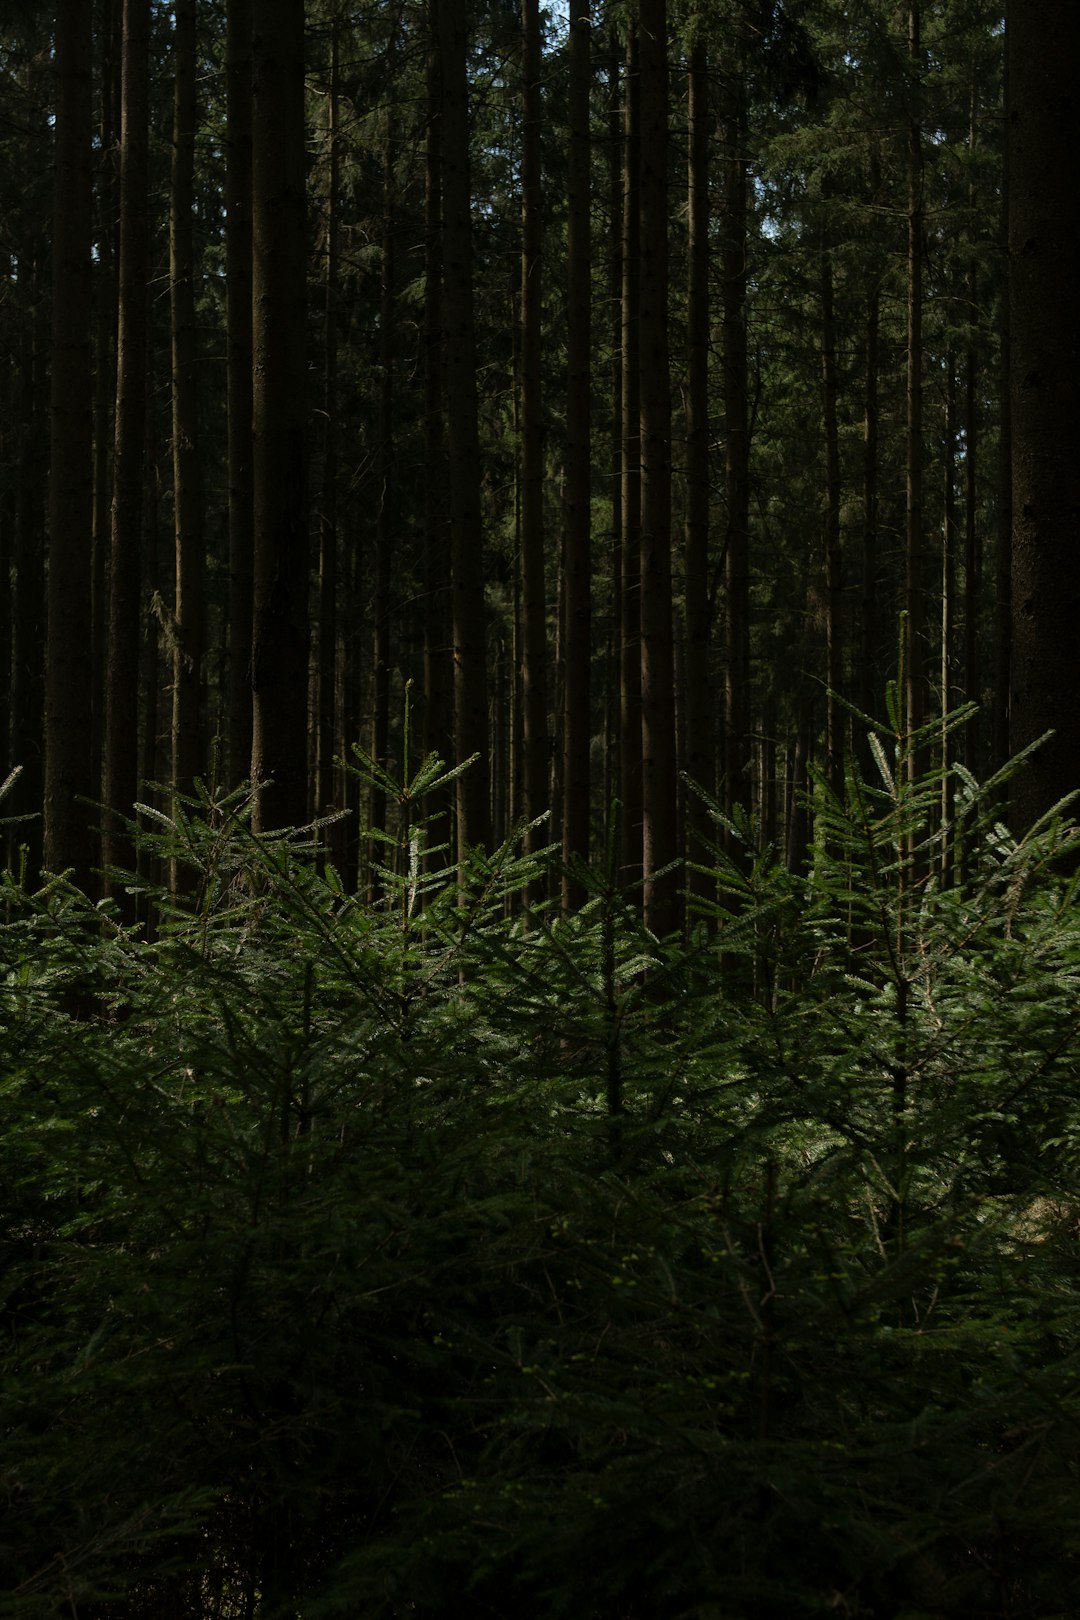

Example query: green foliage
[5,725,1080,1617]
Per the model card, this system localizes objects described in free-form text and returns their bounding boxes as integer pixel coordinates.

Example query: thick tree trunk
[170,0,203,801]
[250,0,309,832]
[1007,0,1080,826]
[103,0,150,893]
[43,4,94,883]
[561,0,591,909]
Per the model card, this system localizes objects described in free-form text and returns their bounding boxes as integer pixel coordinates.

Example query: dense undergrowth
[4,704,1080,1619]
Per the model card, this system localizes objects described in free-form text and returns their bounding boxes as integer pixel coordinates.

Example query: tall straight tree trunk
[963,87,981,771]
[43,0,94,886]
[618,24,642,890]
[370,99,397,895]
[561,0,591,908]
[103,0,150,892]
[721,52,750,825]
[438,0,489,860]
[92,0,120,818]
[422,7,451,784]
[226,0,254,786]
[316,25,340,832]
[605,42,622,825]
[684,34,713,890]
[820,227,843,797]
[1007,0,1080,826]
[9,183,48,877]
[638,0,677,938]
[859,153,882,740]
[519,0,547,860]
[250,0,309,832]
[904,0,925,781]
[170,0,203,799]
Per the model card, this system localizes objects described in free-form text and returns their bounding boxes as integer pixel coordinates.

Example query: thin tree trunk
[520,0,547,865]
[103,0,150,894]
[370,97,396,896]
[438,0,489,860]
[721,52,750,825]
[250,0,309,832]
[904,0,925,787]
[618,25,642,891]
[422,6,451,789]
[561,0,591,909]
[92,0,120,818]
[226,0,254,786]
[605,42,622,833]
[820,225,842,797]
[43,0,93,887]
[170,0,203,801]
[684,35,712,892]
[859,153,882,742]
[316,24,340,835]
[638,0,677,939]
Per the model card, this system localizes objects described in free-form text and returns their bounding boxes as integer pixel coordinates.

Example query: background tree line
[0,0,1076,917]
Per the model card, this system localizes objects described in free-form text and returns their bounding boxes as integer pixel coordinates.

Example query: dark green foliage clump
[4,718,1080,1619]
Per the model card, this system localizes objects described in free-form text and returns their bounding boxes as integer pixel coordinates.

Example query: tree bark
[638,0,677,938]
[904,0,925,786]
[721,51,750,826]
[103,0,150,893]
[618,25,642,891]
[43,0,94,884]
[250,0,309,832]
[684,35,713,891]
[226,0,254,787]
[438,0,490,860]
[561,0,591,907]
[1007,0,1080,826]
[520,0,548,863]
[170,0,203,800]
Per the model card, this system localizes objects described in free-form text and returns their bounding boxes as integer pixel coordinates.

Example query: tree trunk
[519,0,548,867]
[820,226,842,797]
[422,4,451,792]
[226,0,254,787]
[684,35,713,891]
[316,23,340,837]
[561,0,591,909]
[721,52,750,825]
[618,25,642,891]
[904,0,925,786]
[103,0,150,894]
[438,0,489,860]
[43,0,93,887]
[250,0,309,832]
[170,0,203,801]
[370,97,396,896]
[1007,0,1080,826]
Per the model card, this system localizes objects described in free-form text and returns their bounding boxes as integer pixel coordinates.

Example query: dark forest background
[3,2,1080,1617]
[3,0,1073,918]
